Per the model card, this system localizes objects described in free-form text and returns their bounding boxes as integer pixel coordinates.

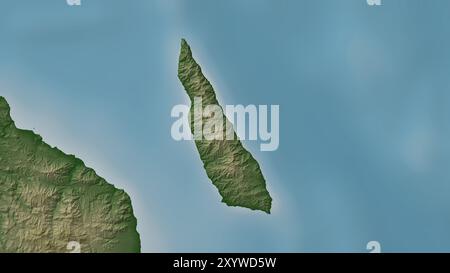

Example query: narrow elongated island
[178,39,273,213]
[0,96,140,253]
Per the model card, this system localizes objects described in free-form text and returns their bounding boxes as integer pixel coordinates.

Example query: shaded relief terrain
[0,96,140,253]
[178,39,272,214]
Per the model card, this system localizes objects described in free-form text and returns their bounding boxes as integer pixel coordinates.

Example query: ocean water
[1,0,450,252]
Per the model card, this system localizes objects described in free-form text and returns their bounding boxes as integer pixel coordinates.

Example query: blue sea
[1,0,450,252]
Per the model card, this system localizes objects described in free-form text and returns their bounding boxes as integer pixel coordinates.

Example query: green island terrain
[0,96,140,253]
[178,39,273,214]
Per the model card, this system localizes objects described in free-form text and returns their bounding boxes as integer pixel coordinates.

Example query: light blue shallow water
[1,0,450,252]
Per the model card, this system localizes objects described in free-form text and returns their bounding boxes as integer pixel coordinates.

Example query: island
[177,39,273,214]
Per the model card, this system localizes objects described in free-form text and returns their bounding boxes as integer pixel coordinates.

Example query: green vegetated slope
[0,97,140,253]
[178,39,272,214]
